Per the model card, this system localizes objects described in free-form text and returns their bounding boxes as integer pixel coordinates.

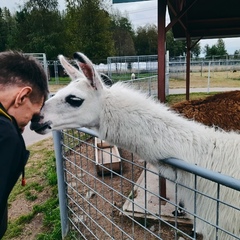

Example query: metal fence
[122,75,159,97]
[24,53,49,80]
[169,59,240,80]
[53,129,240,240]
[107,55,158,81]
[106,54,240,81]
[47,55,240,89]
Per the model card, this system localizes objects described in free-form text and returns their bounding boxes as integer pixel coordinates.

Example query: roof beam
[189,17,240,24]
[166,0,199,32]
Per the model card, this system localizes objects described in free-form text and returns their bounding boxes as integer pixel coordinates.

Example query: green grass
[25,190,38,201]
[166,92,217,105]
[49,77,71,85]
[23,180,45,202]
[5,197,61,239]
[34,155,61,239]
[111,72,157,82]
[3,144,62,240]
[34,198,61,240]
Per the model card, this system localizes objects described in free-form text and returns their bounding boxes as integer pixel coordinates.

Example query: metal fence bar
[162,158,240,191]
[52,130,69,238]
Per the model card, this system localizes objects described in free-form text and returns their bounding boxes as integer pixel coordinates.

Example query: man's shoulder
[0,116,18,140]
[0,115,15,127]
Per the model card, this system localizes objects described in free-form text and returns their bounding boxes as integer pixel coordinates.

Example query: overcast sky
[1,0,240,55]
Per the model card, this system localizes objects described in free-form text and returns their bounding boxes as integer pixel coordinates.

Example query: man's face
[15,97,44,132]
[7,92,44,133]
[0,85,45,133]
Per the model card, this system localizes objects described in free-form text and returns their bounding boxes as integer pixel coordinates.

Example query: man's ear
[15,87,33,106]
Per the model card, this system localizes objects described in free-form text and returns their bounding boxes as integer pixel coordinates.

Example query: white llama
[31,52,240,240]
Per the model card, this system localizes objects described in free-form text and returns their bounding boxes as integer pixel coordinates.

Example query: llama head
[30,52,105,134]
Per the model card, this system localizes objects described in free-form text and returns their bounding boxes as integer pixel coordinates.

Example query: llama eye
[65,95,84,107]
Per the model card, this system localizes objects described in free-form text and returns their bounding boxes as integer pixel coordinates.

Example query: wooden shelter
[158,0,240,102]
[113,0,240,205]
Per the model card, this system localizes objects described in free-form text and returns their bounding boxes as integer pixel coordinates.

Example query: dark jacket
[0,103,29,239]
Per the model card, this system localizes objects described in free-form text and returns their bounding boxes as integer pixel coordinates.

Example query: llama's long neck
[98,83,214,166]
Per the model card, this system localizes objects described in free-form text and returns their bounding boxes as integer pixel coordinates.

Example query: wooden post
[158,0,167,200]
[158,0,167,103]
[186,34,191,100]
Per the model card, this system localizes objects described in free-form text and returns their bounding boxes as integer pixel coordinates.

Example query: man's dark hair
[0,51,49,102]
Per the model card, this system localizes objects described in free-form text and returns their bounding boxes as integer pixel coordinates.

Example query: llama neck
[98,84,212,165]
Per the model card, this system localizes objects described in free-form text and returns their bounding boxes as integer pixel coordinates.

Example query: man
[0,51,48,238]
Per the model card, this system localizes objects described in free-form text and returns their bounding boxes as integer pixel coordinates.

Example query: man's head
[0,51,49,131]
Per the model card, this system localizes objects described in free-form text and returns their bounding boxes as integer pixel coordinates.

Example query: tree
[110,10,135,56]
[0,8,8,51]
[64,1,83,55]
[166,29,201,58]
[2,8,18,50]
[65,0,115,63]
[233,49,240,59]
[204,38,228,58]
[134,24,157,55]
[166,29,185,57]
[216,38,227,56]
[14,0,65,59]
[191,41,201,58]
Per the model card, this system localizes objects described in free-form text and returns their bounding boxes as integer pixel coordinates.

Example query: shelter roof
[167,0,240,40]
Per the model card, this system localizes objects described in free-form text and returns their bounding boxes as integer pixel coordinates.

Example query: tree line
[0,0,237,61]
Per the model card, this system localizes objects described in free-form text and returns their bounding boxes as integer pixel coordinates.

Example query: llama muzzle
[30,116,52,134]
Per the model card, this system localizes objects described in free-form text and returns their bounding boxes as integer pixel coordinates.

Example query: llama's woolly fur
[100,83,240,239]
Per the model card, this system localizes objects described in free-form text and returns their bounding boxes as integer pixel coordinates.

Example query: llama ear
[73,52,104,90]
[58,55,85,81]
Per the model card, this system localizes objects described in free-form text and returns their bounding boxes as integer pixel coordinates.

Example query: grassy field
[170,71,240,89]
[3,73,240,239]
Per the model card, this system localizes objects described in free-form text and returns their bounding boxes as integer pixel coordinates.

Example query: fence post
[52,130,69,239]
[165,51,169,96]
[54,60,59,84]
[207,61,211,93]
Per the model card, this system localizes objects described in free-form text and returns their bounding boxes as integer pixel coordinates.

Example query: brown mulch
[171,90,240,132]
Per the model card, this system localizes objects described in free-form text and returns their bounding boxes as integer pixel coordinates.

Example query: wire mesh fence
[122,75,158,97]
[107,55,158,82]
[53,129,240,240]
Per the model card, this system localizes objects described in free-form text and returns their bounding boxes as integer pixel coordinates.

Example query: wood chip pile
[171,91,240,132]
